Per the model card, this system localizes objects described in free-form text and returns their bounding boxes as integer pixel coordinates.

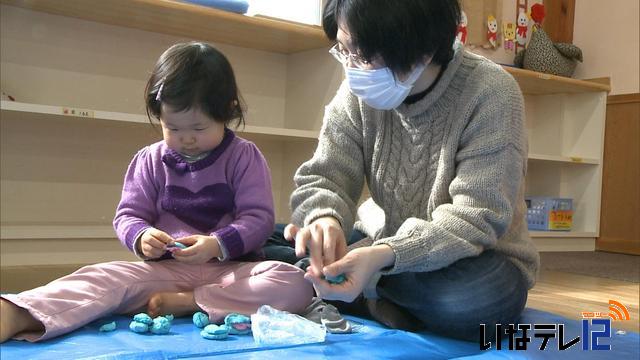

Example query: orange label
[549,210,573,229]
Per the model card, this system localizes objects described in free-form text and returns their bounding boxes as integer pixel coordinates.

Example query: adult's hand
[284,217,347,277]
[304,244,396,302]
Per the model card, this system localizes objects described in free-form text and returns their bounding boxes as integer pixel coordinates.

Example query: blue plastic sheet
[0,308,637,359]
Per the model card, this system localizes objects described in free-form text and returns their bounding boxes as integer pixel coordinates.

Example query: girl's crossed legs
[1,259,312,342]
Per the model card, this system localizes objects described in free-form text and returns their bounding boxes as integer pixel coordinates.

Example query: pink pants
[2,260,313,342]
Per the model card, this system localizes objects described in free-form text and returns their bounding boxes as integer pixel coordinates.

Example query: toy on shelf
[503,22,516,52]
[515,9,529,51]
[526,197,573,231]
[485,15,499,49]
[514,4,583,77]
[456,10,468,45]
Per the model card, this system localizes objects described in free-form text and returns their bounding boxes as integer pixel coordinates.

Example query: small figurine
[486,15,499,49]
[503,22,516,52]
[456,10,468,45]
[516,10,529,50]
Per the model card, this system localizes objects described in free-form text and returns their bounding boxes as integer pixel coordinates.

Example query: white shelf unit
[0,101,320,141]
[516,75,609,251]
[0,1,609,268]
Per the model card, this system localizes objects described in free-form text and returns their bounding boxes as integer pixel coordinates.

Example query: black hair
[145,42,245,128]
[322,0,461,74]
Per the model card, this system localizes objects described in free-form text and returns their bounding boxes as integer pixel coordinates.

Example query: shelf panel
[0,101,319,141]
[0,225,116,239]
[532,237,596,252]
[503,66,611,95]
[0,0,331,54]
[528,153,600,165]
[530,231,597,238]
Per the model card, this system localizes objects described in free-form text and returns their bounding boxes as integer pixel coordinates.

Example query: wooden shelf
[530,231,597,238]
[0,101,319,141]
[528,153,600,165]
[0,225,116,239]
[503,66,611,95]
[0,0,331,54]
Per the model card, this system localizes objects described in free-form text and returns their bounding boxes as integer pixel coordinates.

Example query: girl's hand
[171,235,221,264]
[140,228,175,259]
[304,245,395,303]
[284,217,347,277]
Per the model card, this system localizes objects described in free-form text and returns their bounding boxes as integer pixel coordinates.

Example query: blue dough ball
[325,273,347,284]
[192,311,210,328]
[171,242,187,249]
[224,313,251,335]
[129,321,149,333]
[133,313,153,325]
[200,324,229,340]
[99,321,116,332]
[150,316,171,334]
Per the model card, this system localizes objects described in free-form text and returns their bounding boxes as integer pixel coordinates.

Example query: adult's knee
[378,251,529,341]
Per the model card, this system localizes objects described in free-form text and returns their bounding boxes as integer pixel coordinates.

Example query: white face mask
[344,62,427,110]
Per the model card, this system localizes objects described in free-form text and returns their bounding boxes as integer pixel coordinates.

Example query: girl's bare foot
[1,298,43,343]
[147,292,200,318]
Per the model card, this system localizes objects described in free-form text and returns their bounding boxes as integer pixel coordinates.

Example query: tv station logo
[480,299,631,351]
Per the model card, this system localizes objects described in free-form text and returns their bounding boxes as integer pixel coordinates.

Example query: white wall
[573,0,640,95]
[0,5,296,266]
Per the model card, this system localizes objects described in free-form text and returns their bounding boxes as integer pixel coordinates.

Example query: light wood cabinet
[0,0,609,269]
[596,94,640,255]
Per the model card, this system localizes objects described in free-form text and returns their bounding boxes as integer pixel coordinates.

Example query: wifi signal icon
[608,300,630,321]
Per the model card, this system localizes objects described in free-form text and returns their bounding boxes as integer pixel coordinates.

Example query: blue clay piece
[150,316,171,334]
[169,242,187,249]
[325,273,347,284]
[224,313,251,335]
[192,312,210,328]
[99,321,116,332]
[164,314,174,322]
[129,321,149,333]
[133,313,153,325]
[200,324,229,340]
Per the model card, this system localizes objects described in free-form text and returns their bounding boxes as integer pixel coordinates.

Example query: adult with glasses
[265,0,539,342]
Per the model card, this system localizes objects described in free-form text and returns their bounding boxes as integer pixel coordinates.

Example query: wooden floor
[527,270,639,332]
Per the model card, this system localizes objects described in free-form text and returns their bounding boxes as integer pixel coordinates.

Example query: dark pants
[263,224,528,342]
[262,223,367,266]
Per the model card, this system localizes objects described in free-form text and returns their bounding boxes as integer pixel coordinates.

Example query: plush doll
[514,4,583,77]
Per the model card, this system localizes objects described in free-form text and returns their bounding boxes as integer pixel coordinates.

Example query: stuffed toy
[514,4,583,77]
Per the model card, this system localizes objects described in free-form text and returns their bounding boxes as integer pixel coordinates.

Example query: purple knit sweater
[113,129,275,260]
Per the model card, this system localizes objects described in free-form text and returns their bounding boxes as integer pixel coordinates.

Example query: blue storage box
[526,197,573,231]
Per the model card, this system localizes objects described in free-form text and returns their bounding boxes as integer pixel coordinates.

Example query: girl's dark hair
[322,0,461,74]
[145,42,245,128]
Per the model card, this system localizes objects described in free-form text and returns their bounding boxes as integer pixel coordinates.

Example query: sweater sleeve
[211,142,275,259]
[290,82,365,236]
[373,71,528,274]
[113,147,158,252]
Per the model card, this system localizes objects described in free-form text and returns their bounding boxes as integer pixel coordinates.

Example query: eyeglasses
[329,43,371,69]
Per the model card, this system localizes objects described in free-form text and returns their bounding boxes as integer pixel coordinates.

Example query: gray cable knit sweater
[291,49,540,289]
